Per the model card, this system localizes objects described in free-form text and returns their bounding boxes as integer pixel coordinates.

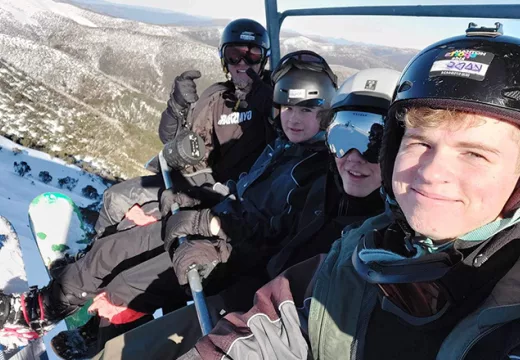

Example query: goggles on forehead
[272,50,338,87]
[223,44,265,66]
[279,50,326,65]
[326,110,384,163]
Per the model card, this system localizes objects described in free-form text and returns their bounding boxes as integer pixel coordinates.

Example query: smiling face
[392,108,520,243]
[225,44,263,90]
[228,61,261,89]
[280,105,321,143]
[335,149,382,197]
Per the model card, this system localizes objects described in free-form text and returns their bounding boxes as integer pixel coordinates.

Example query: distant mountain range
[59,0,231,26]
[0,0,417,179]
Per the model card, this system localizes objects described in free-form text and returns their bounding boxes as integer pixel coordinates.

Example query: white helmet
[326,68,401,163]
[331,68,401,112]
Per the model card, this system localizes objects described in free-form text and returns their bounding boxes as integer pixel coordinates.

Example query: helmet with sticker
[331,68,401,115]
[218,19,270,72]
[390,33,520,124]
[272,51,337,108]
[382,32,520,203]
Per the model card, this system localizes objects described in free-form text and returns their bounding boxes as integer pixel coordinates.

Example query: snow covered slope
[0,135,110,359]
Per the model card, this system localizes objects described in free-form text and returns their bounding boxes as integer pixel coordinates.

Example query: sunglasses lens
[245,47,263,64]
[224,46,244,65]
[326,111,384,162]
[224,45,263,65]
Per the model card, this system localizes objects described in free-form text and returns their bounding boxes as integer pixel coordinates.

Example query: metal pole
[280,4,520,22]
[265,0,281,69]
[158,150,213,335]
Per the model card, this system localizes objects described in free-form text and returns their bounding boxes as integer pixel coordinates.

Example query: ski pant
[51,221,190,314]
[50,217,267,315]
[95,169,215,237]
[92,276,265,360]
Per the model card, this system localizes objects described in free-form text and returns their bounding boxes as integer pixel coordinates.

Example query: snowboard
[0,216,47,359]
[27,193,94,332]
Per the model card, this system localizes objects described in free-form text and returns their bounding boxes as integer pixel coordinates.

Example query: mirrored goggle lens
[378,281,450,318]
[326,111,384,163]
[224,45,263,65]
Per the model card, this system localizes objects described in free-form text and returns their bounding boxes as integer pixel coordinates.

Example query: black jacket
[158,73,275,183]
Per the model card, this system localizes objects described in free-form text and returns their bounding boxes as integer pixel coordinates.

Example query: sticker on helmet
[240,31,255,41]
[429,49,495,81]
[365,80,378,90]
[288,89,306,98]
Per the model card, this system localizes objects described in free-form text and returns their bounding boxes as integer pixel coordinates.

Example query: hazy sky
[104,0,520,49]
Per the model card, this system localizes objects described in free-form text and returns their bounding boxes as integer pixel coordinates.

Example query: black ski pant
[48,219,267,354]
[95,170,215,237]
[50,221,188,314]
[49,217,267,317]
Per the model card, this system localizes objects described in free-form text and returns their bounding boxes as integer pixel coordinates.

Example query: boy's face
[334,149,381,198]
[280,106,321,143]
[392,114,520,242]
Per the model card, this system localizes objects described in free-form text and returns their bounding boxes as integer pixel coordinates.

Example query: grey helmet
[273,68,336,108]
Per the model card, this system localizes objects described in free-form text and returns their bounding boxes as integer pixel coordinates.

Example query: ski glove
[172,239,232,285]
[163,209,227,255]
[160,190,202,216]
[169,70,201,109]
[159,186,226,217]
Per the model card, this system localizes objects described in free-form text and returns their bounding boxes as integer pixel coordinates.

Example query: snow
[0,135,109,358]
[1,0,98,27]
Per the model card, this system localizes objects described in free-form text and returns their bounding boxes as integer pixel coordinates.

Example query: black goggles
[352,229,462,322]
[272,50,338,87]
[223,44,265,66]
[326,111,384,163]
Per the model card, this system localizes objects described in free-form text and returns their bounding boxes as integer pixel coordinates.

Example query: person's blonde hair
[404,107,520,171]
[404,107,486,130]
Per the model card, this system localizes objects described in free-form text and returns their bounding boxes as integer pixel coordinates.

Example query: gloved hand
[163,209,226,254]
[172,239,232,285]
[160,189,202,217]
[159,186,226,217]
[169,70,201,110]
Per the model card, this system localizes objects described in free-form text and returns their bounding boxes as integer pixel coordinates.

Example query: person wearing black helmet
[94,18,275,238]
[0,50,337,353]
[169,25,520,360]
[87,67,399,360]
[49,19,276,351]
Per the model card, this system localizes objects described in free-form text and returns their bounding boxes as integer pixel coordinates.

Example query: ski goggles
[326,110,384,163]
[222,44,266,66]
[272,50,338,87]
[352,228,462,324]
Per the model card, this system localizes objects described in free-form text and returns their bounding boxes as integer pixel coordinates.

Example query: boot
[0,287,51,348]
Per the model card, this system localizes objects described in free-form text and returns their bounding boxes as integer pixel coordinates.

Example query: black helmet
[382,27,520,205]
[218,19,270,72]
[272,51,337,108]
